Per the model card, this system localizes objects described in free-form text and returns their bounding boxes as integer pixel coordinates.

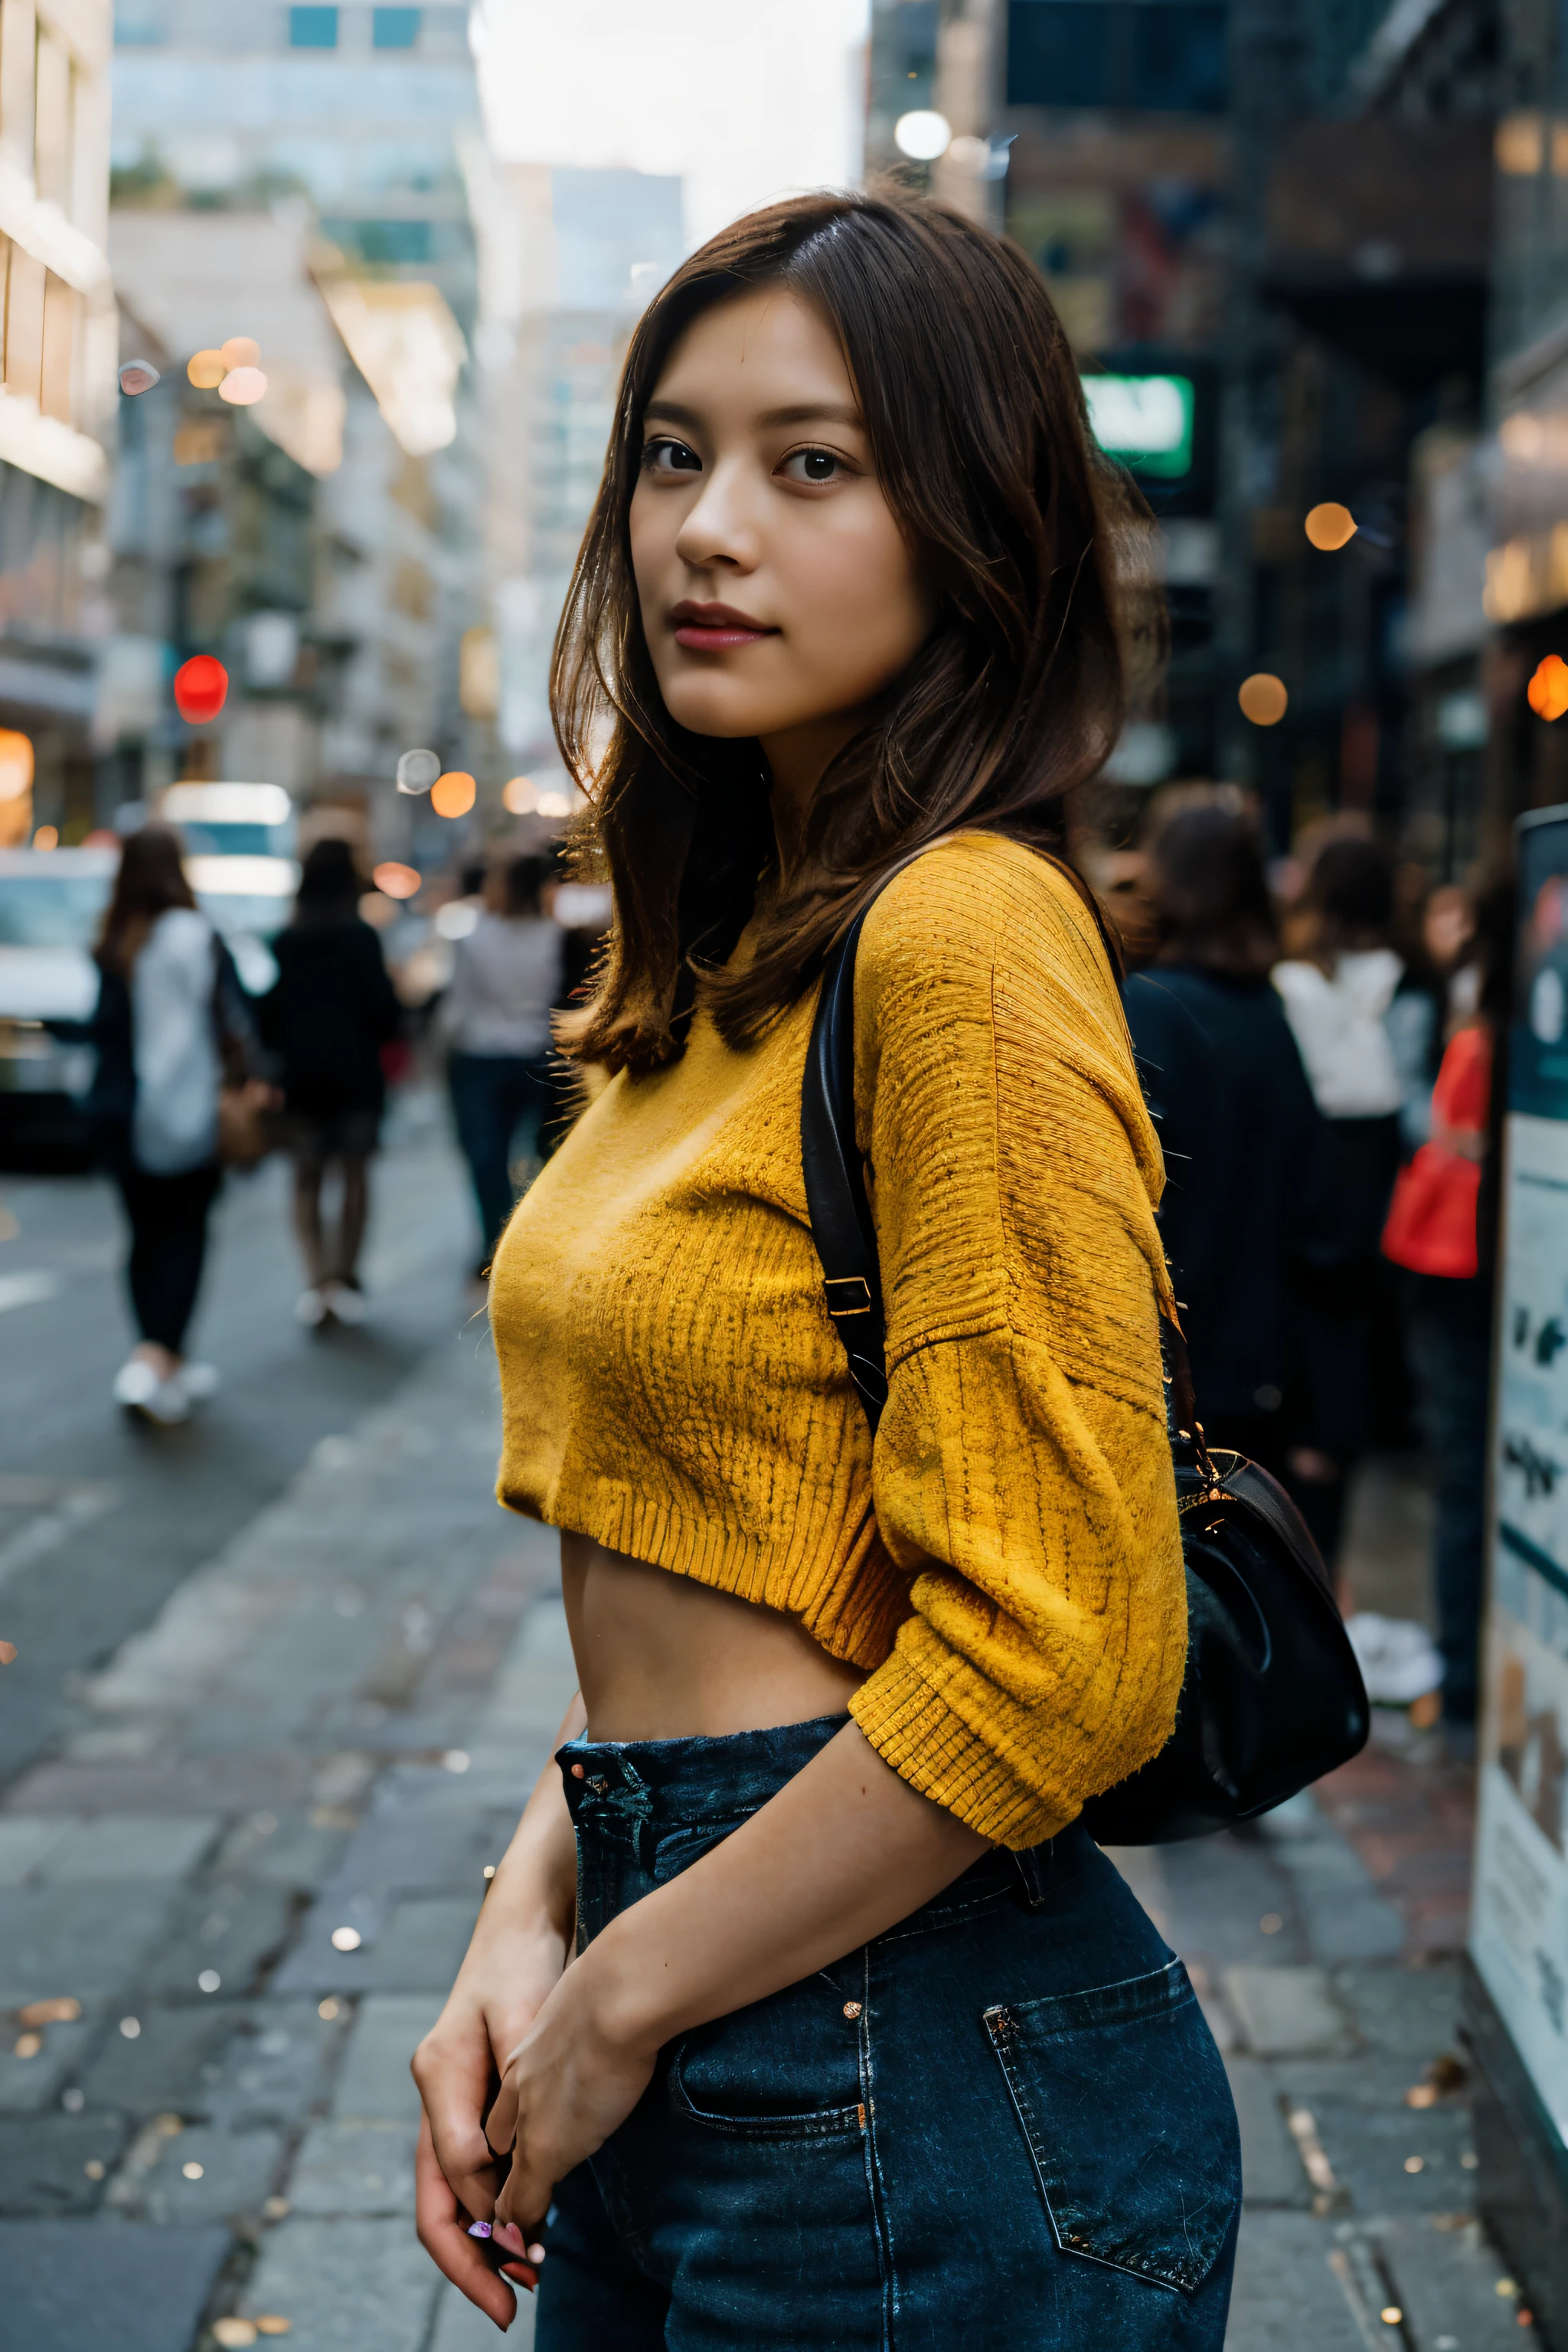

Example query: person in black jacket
[260,838,401,1328]
[1123,803,1328,1475]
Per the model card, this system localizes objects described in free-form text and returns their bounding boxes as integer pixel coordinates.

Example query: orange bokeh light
[1305,502,1357,552]
[502,775,537,815]
[1527,654,1568,720]
[32,825,57,851]
[431,770,477,818]
[187,349,226,389]
[0,728,34,801]
[372,861,421,900]
[1238,672,1289,726]
[220,336,260,370]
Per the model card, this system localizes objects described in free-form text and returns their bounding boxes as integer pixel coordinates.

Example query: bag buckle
[824,1276,874,1319]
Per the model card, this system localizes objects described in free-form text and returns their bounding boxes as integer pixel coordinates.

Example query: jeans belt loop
[1012,1843,1051,1909]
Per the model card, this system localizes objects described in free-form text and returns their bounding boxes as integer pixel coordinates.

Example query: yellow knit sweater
[491,833,1186,1849]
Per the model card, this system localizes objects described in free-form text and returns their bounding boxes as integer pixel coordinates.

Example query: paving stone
[44,1813,223,1884]
[0,1817,67,1885]
[80,2000,243,2116]
[0,2017,92,2113]
[0,2219,231,2352]
[109,2119,286,2224]
[0,2111,129,2215]
[1223,1965,1355,2057]
[1375,2213,1544,2348]
[5,1751,312,1815]
[142,1880,299,2000]
[1156,1832,1311,1968]
[1279,2075,1479,2214]
[279,1893,478,1995]
[1271,1831,1407,1963]
[333,1994,441,2121]
[214,1805,353,1891]
[203,2001,352,2128]
[1223,2210,1365,2349]
[0,1881,176,2005]
[1225,2056,1309,2207]
[1333,1959,1463,2066]
[238,2215,444,2350]
[289,2118,417,2215]
[431,2278,538,2349]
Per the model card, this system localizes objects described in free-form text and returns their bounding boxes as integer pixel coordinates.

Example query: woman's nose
[673,461,759,573]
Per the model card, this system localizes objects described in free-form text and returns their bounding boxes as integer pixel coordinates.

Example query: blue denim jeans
[534,1716,1240,2351]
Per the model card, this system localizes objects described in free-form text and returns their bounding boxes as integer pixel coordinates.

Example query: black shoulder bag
[800,872,1370,1845]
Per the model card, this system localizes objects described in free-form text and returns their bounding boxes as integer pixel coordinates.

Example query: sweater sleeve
[844,837,1187,1850]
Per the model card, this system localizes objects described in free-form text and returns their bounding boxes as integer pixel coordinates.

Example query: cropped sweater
[489,833,1186,1849]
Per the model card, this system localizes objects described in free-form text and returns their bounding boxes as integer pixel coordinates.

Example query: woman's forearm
[453,1690,583,1979]
[578,1721,987,2053]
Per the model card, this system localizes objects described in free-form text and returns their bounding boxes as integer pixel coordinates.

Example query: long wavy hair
[97,823,197,975]
[553,188,1155,1073]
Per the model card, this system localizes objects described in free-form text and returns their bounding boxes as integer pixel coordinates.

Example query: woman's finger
[414,2031,505,2221]
[492,2145,554,2240]
[413,2114,528,2329]
[484,2064,520,2156]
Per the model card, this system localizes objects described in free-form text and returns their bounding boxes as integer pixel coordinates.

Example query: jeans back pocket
[984,1957,1239,2295]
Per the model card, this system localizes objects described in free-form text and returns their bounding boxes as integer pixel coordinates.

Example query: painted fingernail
[526,2243,546,2263]
[493,2221,525,2251]
[466,2220,493,2239]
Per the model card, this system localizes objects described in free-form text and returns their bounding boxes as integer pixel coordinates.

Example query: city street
[0,1097,1542,2351]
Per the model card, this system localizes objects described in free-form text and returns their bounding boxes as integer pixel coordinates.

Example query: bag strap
[800,842,1206,1459]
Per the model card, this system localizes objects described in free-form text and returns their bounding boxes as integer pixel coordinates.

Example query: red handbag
[1381,1024,1491,1279]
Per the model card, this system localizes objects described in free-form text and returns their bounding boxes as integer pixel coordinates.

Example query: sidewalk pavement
[0,1330,1540,2351]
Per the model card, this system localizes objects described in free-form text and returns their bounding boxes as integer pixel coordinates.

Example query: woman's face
[628,287,934,756]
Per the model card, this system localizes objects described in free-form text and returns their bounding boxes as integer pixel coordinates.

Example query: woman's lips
[670,603,777,652]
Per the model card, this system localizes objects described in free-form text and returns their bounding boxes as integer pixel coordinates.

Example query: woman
[1124,803,1327,1473]
[58,825,238,1423]
[1273,836,1415,1575]
[260,837,400,1328]
[414,192,1240,2347]
[444,854,564,1277]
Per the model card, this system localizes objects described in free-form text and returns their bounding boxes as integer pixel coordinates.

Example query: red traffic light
[173,655,229,725]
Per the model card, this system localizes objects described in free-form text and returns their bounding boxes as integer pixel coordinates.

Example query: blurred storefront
[0,0,117,848]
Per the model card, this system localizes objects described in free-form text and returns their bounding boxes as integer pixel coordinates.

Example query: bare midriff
[560,1530,867,1743]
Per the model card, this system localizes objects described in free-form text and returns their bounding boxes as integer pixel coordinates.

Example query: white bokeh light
[893,109,952,162]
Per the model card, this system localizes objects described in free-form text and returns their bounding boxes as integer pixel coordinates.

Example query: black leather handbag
[800,875,1370,1845]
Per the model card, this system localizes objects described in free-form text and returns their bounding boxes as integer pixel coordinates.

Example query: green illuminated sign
[1082,374,1195,479]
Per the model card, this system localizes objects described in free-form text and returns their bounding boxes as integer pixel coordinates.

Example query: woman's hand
[485,1962,660,2237]
[412,1695,584,2323]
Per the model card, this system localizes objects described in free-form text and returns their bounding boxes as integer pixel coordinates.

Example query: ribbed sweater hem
[849,1650,1074,1852]
[498,1472,909,1673]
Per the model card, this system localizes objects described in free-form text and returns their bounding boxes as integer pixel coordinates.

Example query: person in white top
[443,854,564,1276]
[1272,836,1439,1694]
[60,826,247,1424]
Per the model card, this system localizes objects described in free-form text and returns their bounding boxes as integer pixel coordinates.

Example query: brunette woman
[53,825,243,1423]
[413,192,1240,2347]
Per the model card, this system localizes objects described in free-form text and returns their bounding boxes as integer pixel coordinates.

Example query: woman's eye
[640,438,701,475]
[779,446,848,485]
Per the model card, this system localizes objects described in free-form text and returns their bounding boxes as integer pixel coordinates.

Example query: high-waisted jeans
[534,1715,1240,2351]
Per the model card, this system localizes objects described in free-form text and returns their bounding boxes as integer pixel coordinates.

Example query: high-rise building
[0,0,117,846]
[104,0,485,855]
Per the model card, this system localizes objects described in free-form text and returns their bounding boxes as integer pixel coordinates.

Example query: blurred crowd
[1106,792,1511,1755]
[60,798,1501,1753]
[51,824,601,1429]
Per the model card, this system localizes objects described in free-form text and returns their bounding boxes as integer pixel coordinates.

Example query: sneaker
[295,1288,329,1328]
[137,1374,191,1426]
[325,1281,367,1326]
[1345,1612,1444,1706]
[180,1361,220,1402]
[113,1357,162,1409]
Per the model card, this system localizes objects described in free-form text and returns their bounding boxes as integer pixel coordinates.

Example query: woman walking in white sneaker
[55,824,242,1423]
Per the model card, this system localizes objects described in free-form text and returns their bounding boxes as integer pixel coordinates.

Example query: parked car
[0,839,296,1171]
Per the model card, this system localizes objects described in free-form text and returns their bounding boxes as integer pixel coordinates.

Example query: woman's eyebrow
[756,401,862,430]
[642,399,702,430]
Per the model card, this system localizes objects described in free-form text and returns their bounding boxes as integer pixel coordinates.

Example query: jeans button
[842,2001,862,2020]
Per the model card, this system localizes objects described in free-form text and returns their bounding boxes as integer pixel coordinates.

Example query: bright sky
[472,0,871,251]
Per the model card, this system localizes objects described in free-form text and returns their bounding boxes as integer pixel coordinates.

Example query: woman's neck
[759,707,874,880]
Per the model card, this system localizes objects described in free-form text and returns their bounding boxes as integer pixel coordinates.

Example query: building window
[115,1,167,42]
[289,6,339,47]
[1006,1,1228,116]
[373,8,420,47]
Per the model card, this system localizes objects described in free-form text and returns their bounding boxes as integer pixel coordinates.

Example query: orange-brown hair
[554,188,1152,1073]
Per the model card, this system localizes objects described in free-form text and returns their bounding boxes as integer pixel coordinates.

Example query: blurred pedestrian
[260,838,401,1329]
[1123,805,1325,1471]
[54,825,247,1423]
[1383,872,1513,1753]
[1269,841,1406,1560]
[443,853,564,1278]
